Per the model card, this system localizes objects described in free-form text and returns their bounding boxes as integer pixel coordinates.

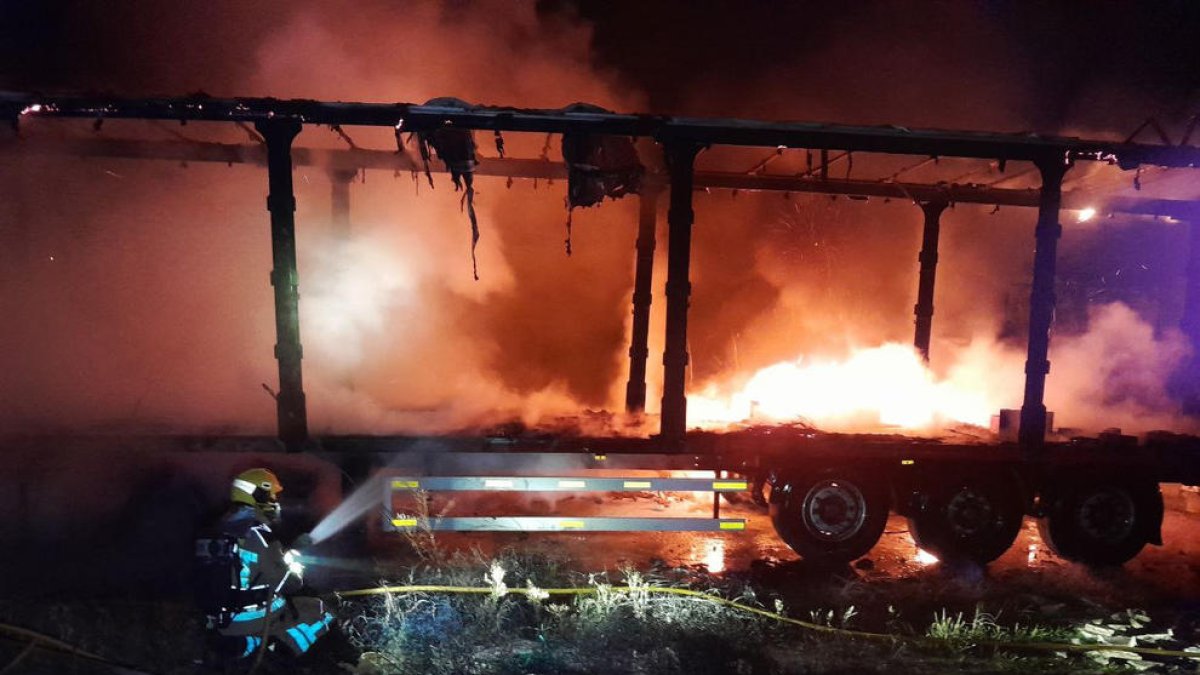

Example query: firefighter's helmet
[231,468,283,520]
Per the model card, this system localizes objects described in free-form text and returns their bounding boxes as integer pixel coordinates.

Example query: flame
[688,343,996,432]
[914,549,940,566]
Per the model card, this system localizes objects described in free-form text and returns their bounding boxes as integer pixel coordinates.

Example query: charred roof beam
[9,137,1197,218]
[6,91,1200,169]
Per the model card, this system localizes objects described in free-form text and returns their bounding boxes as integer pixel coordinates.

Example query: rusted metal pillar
[329,168,356,237]
[660,142,702,443]
[256,119,308,452]
[1019,155,1069,447]
[913,200,948,362]
[625,182,661,413]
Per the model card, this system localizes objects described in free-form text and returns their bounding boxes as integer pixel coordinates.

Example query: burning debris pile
[687,301,1196,436]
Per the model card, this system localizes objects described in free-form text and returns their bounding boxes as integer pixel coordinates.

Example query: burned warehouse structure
[2,89,1200,574]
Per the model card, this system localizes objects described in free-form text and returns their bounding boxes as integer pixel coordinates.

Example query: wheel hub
[802,479,867,542]
[945,487,995,537]
[1077,488,1135,544]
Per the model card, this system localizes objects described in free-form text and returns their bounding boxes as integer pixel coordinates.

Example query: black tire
[769,466,889,564]
[1037,479,1162,566]
[907,471,1025,565]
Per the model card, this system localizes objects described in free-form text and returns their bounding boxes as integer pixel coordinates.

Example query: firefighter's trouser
[213,596,334,657]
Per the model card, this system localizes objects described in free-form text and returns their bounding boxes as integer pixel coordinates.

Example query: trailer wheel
[1037,479,1162,567]
[769,467,888,564]
[907,472,1024,565]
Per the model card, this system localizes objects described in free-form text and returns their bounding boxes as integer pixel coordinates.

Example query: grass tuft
[926,605,1076,645]
[343,555,775,674]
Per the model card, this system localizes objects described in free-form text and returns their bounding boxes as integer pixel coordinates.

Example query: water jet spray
[307,474,386,545]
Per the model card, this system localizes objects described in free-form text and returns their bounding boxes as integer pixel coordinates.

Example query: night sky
[566,1,1200,124]
[2,0,1198,134]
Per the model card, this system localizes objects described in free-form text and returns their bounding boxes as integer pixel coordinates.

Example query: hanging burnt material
[560,102,644,255]
[415,97,482,279]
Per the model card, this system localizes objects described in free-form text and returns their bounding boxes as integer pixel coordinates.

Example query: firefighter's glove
[284,549,305,578]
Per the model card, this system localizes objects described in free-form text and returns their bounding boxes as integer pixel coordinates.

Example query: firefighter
[194,467,353,667]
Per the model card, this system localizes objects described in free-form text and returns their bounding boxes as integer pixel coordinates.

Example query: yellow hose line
[336,584,1200,661]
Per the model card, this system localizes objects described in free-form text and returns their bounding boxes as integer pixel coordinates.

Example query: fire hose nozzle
[292,533,315,550]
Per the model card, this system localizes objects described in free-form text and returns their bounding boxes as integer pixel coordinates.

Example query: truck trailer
[2,91,1199,571]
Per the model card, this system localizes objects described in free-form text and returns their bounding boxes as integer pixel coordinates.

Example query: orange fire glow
[687,343,997,432]
[691,537,726,574]
[914,549,940,566]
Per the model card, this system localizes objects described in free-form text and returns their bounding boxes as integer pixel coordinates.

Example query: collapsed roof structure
[3,91,1199,451]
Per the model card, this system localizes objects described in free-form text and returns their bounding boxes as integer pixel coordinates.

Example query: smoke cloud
[1,1,647,434]
[1,1,1196,439]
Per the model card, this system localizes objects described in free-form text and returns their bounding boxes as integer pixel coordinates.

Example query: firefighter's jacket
[196,505,333,657]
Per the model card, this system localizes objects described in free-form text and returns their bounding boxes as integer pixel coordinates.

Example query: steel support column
[660,142,702,442]
[913,200,948,362]
[330,168,356,237]
[256,119,308,452]
[625,183,661,413]
[1019,156,1068,447]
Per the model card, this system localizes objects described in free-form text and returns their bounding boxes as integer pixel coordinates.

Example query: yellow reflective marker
[901,459,915,465]
[484,479,514,488]
[623,480,652,489]
[719,521,746,530]
[392,480,420,489]
[593,454,607,461]
[558,480,587,488]
[392,518,418,528]
[559,520,586,529]
[713,481,748,491]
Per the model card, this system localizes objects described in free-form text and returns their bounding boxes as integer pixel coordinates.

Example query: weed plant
[343,556,776,674]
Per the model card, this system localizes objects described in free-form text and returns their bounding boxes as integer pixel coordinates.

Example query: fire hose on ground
[2,584,1199,674]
